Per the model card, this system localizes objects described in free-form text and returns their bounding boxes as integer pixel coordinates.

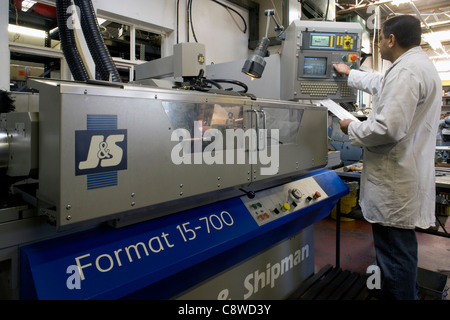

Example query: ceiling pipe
[408,0,430,30]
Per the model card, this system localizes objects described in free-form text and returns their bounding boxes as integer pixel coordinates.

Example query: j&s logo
[75,115,127,190]
[75,129,127,176]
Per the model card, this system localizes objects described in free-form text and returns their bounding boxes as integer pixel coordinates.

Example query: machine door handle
[246,109,267,151]
[246,109,260,151]
[258,109,267,151]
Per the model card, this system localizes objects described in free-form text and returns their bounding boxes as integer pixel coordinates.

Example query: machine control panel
[241,177,328,226]
[300,31,360,78]
[297,31,360,100]
[281,20,363,102]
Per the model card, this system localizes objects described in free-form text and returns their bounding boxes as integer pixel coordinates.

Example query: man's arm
[347,68,420,147]
[333,63,351,76]
[339,119,354,135]
[333,63,383,96]
[333,64,356,135]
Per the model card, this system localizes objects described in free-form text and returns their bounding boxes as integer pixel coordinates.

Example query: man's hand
[333,63,351,76]
[339,119,354,135]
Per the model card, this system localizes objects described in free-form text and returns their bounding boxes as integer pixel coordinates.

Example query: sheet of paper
[320,99,361,122]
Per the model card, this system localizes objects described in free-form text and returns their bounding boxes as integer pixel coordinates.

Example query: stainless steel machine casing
[29,79,328,229]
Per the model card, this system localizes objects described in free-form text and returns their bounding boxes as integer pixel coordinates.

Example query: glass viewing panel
[163,101,245,153]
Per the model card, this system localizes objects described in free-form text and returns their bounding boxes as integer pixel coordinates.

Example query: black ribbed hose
[73,0,121,82]
[56,0,90,81]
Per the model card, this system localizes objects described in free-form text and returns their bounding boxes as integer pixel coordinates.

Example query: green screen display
[311,35,330,47]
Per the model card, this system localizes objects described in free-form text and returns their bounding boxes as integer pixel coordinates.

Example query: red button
[265,213,270,218]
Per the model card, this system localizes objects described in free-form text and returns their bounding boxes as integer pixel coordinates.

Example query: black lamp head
[242,37,270,79]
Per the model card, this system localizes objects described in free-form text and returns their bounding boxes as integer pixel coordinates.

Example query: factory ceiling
[335,0,450,57]
[336,0,450,32]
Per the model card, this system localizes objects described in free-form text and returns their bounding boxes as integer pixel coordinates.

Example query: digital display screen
[303,57,327,76]
[311,35,330,47]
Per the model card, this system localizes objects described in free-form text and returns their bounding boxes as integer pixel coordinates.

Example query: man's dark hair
[382,15,422,48]
[0,90,15,113]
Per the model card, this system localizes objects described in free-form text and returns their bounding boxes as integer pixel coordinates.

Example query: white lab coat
[347,46,442,229]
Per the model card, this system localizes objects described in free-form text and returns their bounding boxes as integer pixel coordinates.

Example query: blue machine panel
[20,169,348,299]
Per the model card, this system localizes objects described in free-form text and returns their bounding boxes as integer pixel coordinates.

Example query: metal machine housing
[0,112,39,177]
[29,79,328,229]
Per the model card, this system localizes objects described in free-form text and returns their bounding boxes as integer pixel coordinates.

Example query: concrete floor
[313,213,450,299]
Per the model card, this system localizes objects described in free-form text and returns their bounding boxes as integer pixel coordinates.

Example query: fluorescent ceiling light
[21,0,37,12]
[432,59,450,72]
[423,31,450,50]
[8,24,46,38]
[391,0,411,6]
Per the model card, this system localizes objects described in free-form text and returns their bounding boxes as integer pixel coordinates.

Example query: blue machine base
[20,169,348,300]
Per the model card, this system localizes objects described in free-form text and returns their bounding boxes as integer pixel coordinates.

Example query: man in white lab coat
[334,15,441,300]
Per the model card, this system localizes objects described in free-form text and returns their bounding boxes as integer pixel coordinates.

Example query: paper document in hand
[320,99,360,122]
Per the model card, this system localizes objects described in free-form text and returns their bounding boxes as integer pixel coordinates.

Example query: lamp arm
[264,9,286,40]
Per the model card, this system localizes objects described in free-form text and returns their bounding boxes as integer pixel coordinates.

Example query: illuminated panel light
[8,24,46,38]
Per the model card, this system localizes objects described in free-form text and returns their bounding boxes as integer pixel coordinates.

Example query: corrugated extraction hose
[55,0,90,81]
[73,0,121,82]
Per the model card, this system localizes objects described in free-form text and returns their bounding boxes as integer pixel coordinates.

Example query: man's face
[379,28,393,62]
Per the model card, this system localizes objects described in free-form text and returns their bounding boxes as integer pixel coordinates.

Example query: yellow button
[283,203,291,211]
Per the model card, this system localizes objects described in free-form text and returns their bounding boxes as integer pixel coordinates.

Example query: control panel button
[290,188,302,200]
[282,203,291,211]
[349,53,357,62]
[250,202,263,210]
[313,191,322,199]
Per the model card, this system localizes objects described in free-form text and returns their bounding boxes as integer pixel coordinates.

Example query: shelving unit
[443,80,450,105]
[8,2,162,89]
[441,80,450,117]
